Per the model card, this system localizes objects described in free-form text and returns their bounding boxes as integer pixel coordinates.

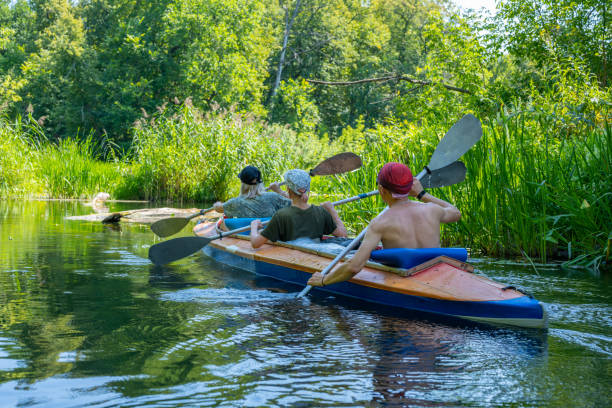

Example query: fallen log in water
[65,207,221,225]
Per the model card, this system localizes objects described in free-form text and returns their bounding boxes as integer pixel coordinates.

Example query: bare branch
[306,74,471,94]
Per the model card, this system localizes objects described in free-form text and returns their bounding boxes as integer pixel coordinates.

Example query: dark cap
[238,166,262,185]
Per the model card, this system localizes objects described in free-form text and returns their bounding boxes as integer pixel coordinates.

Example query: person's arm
[213,201,224,213]
[409,179,461,223]
[307,221,382,286]
[250,219,270,248]
[320,201,348,238]
[268,182,289,198]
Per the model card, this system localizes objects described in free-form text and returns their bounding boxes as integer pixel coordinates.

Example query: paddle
[297,114,482,298]
[150,206,214,237]
[148,160,469,265]
[266,151,362,190]
[147,152,362,237]
[420,160,466,189]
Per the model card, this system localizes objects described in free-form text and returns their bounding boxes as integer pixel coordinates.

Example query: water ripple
[160,287,298,304]
[549,328,612,356]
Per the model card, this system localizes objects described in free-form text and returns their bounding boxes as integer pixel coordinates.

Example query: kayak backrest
[224,217,271,235]
[370,248,468,269]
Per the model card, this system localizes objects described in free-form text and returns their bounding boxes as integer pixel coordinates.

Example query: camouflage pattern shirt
[222,192,291,218]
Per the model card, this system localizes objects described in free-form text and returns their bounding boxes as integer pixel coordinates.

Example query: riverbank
[1,107,610,270]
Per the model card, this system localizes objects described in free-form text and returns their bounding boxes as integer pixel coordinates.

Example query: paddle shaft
[296,207,388,298]
[297,171,429,298]
[323,161,466,207]
[323,163,460,208]
[265,181,286,191]
[247,193,376,234]
[190,206,214,220]
[148,191,382,265]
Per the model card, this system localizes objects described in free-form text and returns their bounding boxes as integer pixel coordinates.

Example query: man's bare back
[370,201,442,248]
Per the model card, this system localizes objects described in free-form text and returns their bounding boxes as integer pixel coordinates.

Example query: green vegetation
[0,118,39,197]
[0,0,610,270]
[126,103,333,202]
[1,104,609,270]
[330,107,611,271]
[0,117,125,198]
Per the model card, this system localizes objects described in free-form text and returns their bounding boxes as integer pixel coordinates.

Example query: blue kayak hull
[203,245,547,329]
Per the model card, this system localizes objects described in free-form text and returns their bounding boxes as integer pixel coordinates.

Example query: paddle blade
[421,161,467,188]
[310,152,362,176]
[150,217,190,238]
[148,236,212,265]
[428,114,482,171]
[102,212,123,224]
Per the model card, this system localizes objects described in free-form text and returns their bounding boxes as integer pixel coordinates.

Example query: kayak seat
[370,248,468,269]
[224,217,271,235]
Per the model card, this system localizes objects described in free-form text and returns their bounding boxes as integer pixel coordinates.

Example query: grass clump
[0,117,42,197]
[38,135,125,199]
[0,116,125,199]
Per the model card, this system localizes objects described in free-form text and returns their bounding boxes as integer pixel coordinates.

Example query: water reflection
[0,201,610,407]
[149,276,550,407]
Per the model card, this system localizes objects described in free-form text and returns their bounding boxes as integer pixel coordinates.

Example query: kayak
[193,220,547,329]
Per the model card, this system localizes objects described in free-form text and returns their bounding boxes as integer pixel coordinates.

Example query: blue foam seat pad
[224,217,271,235]
[370,248,468,269]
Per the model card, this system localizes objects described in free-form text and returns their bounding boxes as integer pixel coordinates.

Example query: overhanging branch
[306,74,471,94]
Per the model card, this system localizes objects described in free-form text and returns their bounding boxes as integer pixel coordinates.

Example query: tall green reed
[128,104,333,202]
[0,117,41,197]
[38,135,125,198]
[0,116,125,199]
[451,108,611,269]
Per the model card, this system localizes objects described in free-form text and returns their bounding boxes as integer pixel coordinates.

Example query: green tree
[394,10,491,123]
[0,1,34,112]
[16,0,86,137]
[496,0,610,87]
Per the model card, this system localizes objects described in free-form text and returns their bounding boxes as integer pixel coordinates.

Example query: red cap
[377,162,413,198]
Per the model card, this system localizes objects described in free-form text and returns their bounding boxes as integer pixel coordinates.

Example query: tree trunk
[271,0,302,97]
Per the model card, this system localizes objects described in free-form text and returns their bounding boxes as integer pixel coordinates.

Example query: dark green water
[1,201,610,407]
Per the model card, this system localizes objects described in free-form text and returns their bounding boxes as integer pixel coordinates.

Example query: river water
[0,201,610,407]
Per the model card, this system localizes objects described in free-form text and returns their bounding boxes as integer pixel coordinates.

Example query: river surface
[0,200,610,407]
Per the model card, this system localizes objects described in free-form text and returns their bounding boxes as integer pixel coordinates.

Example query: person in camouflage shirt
[213,166,290,221]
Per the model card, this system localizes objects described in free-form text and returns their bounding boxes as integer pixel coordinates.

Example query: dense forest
[1,0,608,140]
[0,0,610,269]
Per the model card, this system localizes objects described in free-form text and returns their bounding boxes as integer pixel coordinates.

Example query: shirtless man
[307,162,461,287]
[250,169,347,248]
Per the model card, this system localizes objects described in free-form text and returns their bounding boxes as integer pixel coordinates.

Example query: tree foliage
[496,0,610,87]
[0,0,608,141]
